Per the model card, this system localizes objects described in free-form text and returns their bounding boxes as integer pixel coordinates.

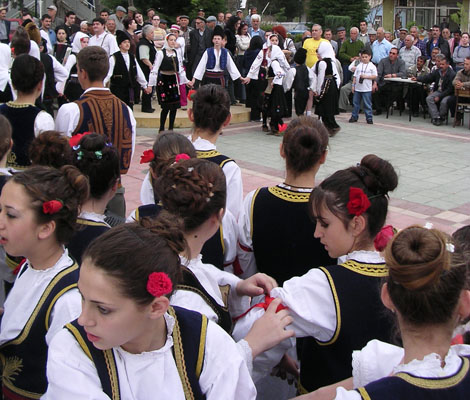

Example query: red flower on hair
[146,272,173,297]
[69,132,92,148]
[347,187,371,216]
[374,225,395,252]
[43,200,64,215]
[140,149,155,164]
[278,123,288,132]
[174,153,190,163]
[187,89,197,101]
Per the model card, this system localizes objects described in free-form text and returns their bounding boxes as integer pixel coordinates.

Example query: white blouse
[193,48,241,81]
[45,312,257,399]
[0,249,81,346]
[335,340,470,399]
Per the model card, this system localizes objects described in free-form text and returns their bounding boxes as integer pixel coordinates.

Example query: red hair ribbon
[69,132,92,148]
[232,295,288,322]
[187,89,197,101]
[43,199,64,215]
[278,123,288,132]
[147,272,173,297]
[140,149,155,164]
[347,187,371,216]
[374,225,395,252]
[174,153,190,163]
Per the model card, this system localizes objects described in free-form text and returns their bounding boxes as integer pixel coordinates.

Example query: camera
[359,77,364,84]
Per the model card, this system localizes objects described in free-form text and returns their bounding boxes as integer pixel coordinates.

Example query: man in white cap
[108,6,126,31]
[47,5,63,30]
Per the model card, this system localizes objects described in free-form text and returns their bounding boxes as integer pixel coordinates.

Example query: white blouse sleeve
[315,61,326,93]
[139,171,155,205]
[222,161,243,221]
[283,67,296,92]
[45,329,111,399]
[247,49,264,79]
[104,55,115,86]
[199,320,257,399]
[193,51,208,81]
[135,61,148,88]
[34,111,55,136]
[334,387,362,400]
[55,103,80,136]
[148,51,164,87]
[308,66,315,90]
[236,190,258,279]
[52,55,69,88]
[221,209,238,267]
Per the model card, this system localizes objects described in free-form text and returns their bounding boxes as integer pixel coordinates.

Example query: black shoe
[432,118,442,126]
[367,119,373,124]
[373,110,382,116]
[338,108,347,113]
[349,117,358,123]
[142,108,155,113]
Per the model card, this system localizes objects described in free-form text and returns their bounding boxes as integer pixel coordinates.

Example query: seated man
[372,47,407,115]
[408,55,430,116]
[413,55,456,126]
[339,54,362,111]
[452,56,470,125]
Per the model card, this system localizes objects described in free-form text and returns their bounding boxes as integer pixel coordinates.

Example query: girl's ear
[38,220,56,241]
[380,283,395,312]
[349,215,367,238]
[279,143,285,159]
[148,296,170,319]
[458,290,470,320]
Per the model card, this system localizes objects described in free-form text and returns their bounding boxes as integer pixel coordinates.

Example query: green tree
[308,0,368,29]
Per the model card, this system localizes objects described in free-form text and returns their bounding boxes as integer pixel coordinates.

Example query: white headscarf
[268,44,290,73]
[163,33,177,51]
[0,43,11,91]
[71,32,88,53]
[317,41,336,61]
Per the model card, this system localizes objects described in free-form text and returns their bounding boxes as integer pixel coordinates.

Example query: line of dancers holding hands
[0,83,469,399]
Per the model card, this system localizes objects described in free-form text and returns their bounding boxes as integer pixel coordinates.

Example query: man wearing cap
[0,7,10,44]
[105,30,149,109]
[191,9,205,28]
[109,6,126,31]
[159,19,168,32]
[47,5,63,30]
[188,16,212,79]
[89,17,119,56]
[392,27,407,49]
[127,6,137,19]
[206,16,217,31]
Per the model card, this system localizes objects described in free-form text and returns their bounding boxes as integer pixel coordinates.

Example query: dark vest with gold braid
[298,260,394,394]
[67,218,110,265]
[250,185,334,285]
[0,261,79,399]
[72,90,133,175]
[356,356,470,399]
[136,203,224,270]
[110,51,138,107]
[65,306,208,400]
[196,150,234,170]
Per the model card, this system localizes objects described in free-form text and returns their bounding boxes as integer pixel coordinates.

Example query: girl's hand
[236,273,278,297]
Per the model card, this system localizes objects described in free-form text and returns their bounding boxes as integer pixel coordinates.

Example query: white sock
[306,111,312,116]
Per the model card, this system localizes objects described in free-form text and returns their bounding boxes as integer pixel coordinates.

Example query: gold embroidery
[357,387,372,399]
[196,150,221,158]
[65,323,93,360]
[249,189,261,239]
[103,350,121,400]
[297,378,309,394]
[77,218,109,227]
[218,284,230,308]
[169,306,195,400]
[45,284,78,331]
[1,355,22,386]
[219,223,225,255]
[340,260,388,277]
[316,267,341,346]
[195,315,208,379]
[268,186,311,202]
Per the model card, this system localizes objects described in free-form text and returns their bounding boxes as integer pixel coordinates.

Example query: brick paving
[123,108,470,234]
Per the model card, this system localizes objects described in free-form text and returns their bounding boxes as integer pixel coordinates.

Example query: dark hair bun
[360,154,398,195]
[29,130,73,169]
[60,165,90,206]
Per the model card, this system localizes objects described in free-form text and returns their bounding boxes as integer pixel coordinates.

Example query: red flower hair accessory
[374,225,395,252]
[43,199,64,215]
[140,149,155,164]
[69,132,92,148]
[147,272,173,297]
[174,153,190,163]
[278,123,288,133]
[347,187,371,216]
[187,89,197,101]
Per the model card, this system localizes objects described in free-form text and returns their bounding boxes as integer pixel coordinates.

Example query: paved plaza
[124,109,470,234]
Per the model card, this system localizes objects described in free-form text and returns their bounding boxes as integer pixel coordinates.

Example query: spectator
[324,29,338,54]
[413,55,456,126]
[0,7,10,44]
[79,21,89,35]
[54,27,70,64]
[303,24,328,68]
[392,27,407,49]
[452,32,470,71]
[336,26,346,54]
[452,56,470,125]
[47,5,63,30]
[384,31,393,42]
[159,19,168,32]
[151,15,166,50]
[188,16,212,79]
[371,27,393,64]
[61,11,79,40]
[89,17,119,56]
[217,12,225,27]
[368,28,377,46]
[408,55,430,116]
[108,6,126,32]
[442,27,451,41]
[338,27,364,84]
[224,13,232,24]
[191,9,205,28]
[145,8,155,23]
[426,46,441,70]
[426,25,450,61]
[245,7,257,28]
[358,20,369,44]
[410,25,427,57]
[448,29,461,55]
[40,14,56,54]
[372,47,407,115]
[134,12,144,34]
[206,16,217,30]
[236,21,251,104]
[123,17,138,55]
[399,34,421,70]
[100,9,110,22]
[248,14,265,41]
[137,25,157,113]
[127,6,137,19]
[106,18,117,35]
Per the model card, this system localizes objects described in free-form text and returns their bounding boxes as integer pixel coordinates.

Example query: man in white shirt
[40,14,55,55]
[89,17,119,56]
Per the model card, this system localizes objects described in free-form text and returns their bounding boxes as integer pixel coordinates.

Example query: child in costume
[45,219,258,399]
[233,154,399,392]
[0,165,89,398]
[284,48,310,116]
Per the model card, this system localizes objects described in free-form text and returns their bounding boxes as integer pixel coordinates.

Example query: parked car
[288,23,309,36]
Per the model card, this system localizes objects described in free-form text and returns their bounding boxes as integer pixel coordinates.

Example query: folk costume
[334,340,470,399]
[149,34,189,131]
[38,51,68,116]
[105,31,148,109]
[0,249,81,399]
[237,184,334,281]
[137,34,157,113]
[45,307,257,399]
[0,102,54,169]
[193,26,242,87]
[283,48,309,116]
[232,251,394,392]
[67,211,110,265]
[312,41,341,133]
[0,44,12,103]
[88,30,119,57]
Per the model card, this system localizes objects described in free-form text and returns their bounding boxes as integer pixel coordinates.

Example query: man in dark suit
[187,16,213,80]
[0,7,11,44]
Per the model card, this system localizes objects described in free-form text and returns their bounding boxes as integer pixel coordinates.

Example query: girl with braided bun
[68,133,121,264]
[0,165,89,398]
[233,154,399,392]
[297,226,470,399]
[45,218,258,399]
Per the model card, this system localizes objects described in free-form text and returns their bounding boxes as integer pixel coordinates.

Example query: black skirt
[156,73,181,110]
[267,84,288,119]
[315,77,339,117]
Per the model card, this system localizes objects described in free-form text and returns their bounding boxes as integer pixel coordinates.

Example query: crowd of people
[0,4,469,400]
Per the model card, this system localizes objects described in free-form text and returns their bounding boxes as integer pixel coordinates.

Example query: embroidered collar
[338,250,384,265]
[79,211,108,224]
[190,136,216,151]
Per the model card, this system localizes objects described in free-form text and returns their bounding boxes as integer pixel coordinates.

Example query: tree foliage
[309,0,369,29]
